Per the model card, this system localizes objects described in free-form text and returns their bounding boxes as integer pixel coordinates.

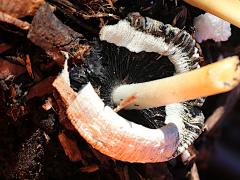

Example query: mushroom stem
[183,0,240,28]
[112,56,240,109]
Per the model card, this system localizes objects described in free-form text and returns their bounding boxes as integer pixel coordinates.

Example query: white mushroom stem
[183,0,240,28]
[112,56,240,109]
[53,74,183,163]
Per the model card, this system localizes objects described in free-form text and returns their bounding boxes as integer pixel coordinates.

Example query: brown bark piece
[0,59,25,79]
[26,76,56,100]
[58,132,82,162]
[52,75,76,131]
[0,11,30,30]
[79,164,99,173]
[28,3,90,66]
[0,43,12,54]
[53,90,76,131]
[25,55,34,79]
[0,0,45,18]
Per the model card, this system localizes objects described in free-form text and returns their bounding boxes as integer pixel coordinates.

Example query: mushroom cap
[68,13,205,162]
[71,41,175,128]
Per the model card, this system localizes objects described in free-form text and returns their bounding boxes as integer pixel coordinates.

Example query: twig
[204,106,224,132]
[0,11,30,30]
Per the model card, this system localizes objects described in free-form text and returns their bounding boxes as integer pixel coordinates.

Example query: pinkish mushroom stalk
[112,56,240,109]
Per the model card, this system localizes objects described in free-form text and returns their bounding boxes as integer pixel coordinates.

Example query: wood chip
[0,58,25,79]
[53,90,76,131]
[79,164,99,173]
[26,76,56,100]
[0,0,45,18]
[28,3,90,66]
[42,97,54,111]
[25,55,34,79]
[58,132,82,162]
[0,11,30,30]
